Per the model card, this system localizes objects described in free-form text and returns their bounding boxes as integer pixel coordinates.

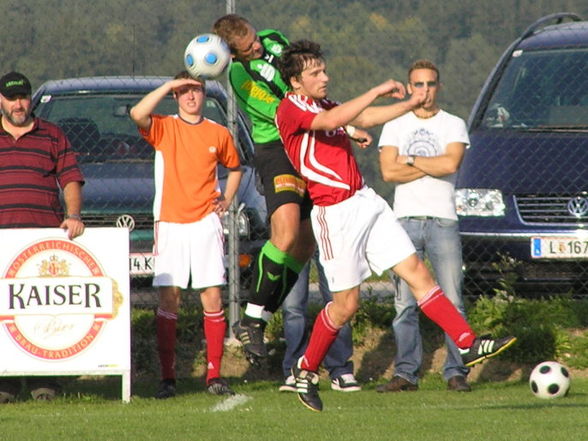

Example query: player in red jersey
[275,40,517,412]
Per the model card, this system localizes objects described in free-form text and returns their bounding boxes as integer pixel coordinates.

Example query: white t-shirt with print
[378,110,469,220]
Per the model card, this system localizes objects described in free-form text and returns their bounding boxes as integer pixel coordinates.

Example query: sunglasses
[411,81,438,88]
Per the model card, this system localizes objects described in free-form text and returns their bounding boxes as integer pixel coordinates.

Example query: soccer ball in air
[184,33,231,79]
[529,361,571,399]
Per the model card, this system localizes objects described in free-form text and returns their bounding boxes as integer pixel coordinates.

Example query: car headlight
[455,189,505,217]
[221,210,250,238]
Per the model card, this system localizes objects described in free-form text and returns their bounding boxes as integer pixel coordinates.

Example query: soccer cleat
[331,373,361,392]
[207,378,235,396]
[30,387,59,401]
[279,375,297,393]
[460,335,517,367]
[244,351,263,368]
[0,391,16,404]
[0,379,20,404]
[292,358,322,412]
[155,379,176,399]
[29,379,61,401]
[232,319,268,360]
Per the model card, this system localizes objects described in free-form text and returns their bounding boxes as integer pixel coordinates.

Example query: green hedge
[130,295,588,378]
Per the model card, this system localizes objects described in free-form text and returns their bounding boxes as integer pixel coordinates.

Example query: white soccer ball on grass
[529,361,571,399]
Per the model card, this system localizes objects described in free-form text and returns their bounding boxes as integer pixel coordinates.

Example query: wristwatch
[406,155,416,166]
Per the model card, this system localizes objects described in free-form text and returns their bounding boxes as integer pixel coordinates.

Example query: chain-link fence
[30,74,268,313]
[456,14,588,298]
[221,5,588,303]
[16,2,588,310]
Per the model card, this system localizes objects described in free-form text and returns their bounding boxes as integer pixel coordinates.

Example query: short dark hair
[278,40,324,88]
[212,14,251,53]
[408,59,440,82]
[174,70,206,90]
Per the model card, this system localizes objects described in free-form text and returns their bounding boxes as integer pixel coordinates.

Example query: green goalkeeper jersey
[228,29,290,144]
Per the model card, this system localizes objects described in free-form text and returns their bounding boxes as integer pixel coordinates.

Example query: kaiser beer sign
[0,228,131,400]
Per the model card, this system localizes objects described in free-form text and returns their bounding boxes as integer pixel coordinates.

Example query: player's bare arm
[214,167,243,214]
[379,145,427,183]
[352,81,427,128]
[130,78,203,129]
[309,79,407,132]
[60,181,85,239]
[397,142,466,177]
[348,127,372,149]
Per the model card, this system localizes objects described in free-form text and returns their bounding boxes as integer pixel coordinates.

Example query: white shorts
[153,212,226,290]
[312,186,415,292]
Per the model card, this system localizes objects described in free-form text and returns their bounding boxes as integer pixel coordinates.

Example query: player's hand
[350,128,372,149]
[214,198,231,216]
[374,79,407,100]
[60,218,85,240]
[169,77,204,93]
[406,86,427,108]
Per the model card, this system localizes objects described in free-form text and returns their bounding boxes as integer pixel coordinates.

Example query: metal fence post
[226,0,239,336]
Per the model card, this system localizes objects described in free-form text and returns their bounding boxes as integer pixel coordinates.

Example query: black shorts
[254,140,312,220]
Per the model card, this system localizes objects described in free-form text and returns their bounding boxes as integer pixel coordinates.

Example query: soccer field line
[210,393,252,412]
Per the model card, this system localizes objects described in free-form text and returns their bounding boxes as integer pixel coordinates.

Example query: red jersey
[275,93,364,206]
[0,117,84,228]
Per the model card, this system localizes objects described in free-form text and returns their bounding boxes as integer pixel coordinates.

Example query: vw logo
[116,214,136,231]
[567,196,588,218]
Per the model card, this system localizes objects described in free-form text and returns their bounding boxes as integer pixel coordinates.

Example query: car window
[481,48,588,129]
[34,94,229,163]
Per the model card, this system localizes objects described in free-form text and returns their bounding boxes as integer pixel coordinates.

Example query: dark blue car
[456,13,588,296]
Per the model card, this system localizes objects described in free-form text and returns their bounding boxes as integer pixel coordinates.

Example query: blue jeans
[392,217,469,383]
[281,254,354,379]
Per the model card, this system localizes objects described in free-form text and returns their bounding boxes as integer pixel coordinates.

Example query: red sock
[418,286,476,349]
[156,308,177,380]
[204,310,226,383]
[301,303,340,372]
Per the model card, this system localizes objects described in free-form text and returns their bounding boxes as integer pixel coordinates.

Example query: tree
[441,33,503,119]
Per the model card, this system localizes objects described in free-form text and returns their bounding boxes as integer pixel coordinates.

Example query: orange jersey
[140,115,240,223]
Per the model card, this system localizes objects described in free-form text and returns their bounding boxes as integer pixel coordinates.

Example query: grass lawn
[2,376,587,441]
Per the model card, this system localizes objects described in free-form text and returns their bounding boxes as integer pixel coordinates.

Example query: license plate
[129,253,154,276]
[531,237,588,259]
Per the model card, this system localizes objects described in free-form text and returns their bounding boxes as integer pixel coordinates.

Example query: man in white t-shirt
[377,59,471,393]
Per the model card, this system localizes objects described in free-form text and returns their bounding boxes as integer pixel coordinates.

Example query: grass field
[2,376,587,441]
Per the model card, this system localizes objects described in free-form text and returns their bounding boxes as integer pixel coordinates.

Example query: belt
[402,216,437,220]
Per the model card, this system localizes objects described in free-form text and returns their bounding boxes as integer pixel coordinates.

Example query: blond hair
[212,14,251,53]
[408,59,440,82]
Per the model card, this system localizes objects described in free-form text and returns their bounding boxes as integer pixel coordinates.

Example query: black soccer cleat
[207,377,235,396]
[155,379,176,399]
[244,350,264,368]
[232,319,268,359]
[460,335,517,367]
[291,357,323,412]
